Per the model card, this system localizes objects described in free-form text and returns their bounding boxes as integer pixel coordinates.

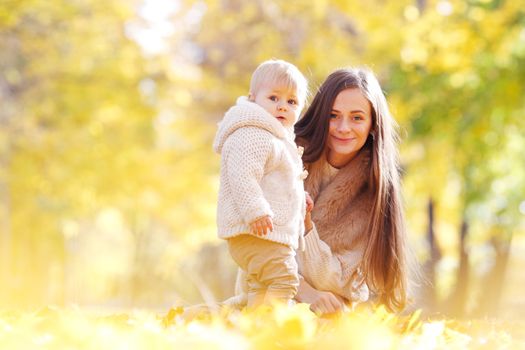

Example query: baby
[213,59,311,307]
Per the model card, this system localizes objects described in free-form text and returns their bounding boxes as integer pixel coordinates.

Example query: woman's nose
[337,118,352,133]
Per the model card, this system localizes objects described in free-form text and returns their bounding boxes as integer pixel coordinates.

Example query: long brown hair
[295,67,409,311]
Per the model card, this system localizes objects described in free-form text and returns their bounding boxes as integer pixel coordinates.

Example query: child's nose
[277,101,287,111]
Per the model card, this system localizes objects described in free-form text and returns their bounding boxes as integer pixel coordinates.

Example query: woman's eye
[353,115,364,121]
[329,113,339,119]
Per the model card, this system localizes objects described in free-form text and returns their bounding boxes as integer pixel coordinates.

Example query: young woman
[294,67,410,314]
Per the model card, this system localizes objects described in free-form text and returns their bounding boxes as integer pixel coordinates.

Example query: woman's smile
[331,135,356,143]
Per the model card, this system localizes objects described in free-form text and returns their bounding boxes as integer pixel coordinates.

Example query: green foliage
[0,0,218,306]
[392,0,525,235]
[0,0,524,310]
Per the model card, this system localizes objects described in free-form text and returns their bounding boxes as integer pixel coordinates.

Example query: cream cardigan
[213,97,306,249]
[230,149,372,305]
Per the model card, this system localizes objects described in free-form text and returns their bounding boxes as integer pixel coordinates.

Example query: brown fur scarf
[305,147,374,253]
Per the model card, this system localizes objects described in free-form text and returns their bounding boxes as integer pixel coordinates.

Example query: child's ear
[248,92,255,101]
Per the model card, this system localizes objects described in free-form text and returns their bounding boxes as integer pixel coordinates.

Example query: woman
[294,67,410,314]
[188,67,411,319]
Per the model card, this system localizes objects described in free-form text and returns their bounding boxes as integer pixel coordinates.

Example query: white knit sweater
[297,224,369,303]
[213,97,307,249]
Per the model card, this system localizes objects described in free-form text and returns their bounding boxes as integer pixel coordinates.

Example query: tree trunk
[422,197,441,312]
[446,218,470,317]
[0,78,13,305]
[417,0,427,12]
[474,232,512,317]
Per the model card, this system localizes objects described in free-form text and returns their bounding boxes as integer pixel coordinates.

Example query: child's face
[250,83,302,128]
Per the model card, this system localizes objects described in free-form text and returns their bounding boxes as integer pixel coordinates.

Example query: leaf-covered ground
[0,304,523,349]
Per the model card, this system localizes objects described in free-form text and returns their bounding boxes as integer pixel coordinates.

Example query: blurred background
[0,0,524,319]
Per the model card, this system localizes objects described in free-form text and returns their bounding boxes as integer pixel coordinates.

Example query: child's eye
[288,99,297,105]
[269,96,278,101]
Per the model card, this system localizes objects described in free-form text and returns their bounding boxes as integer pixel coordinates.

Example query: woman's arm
[297,222,369,304]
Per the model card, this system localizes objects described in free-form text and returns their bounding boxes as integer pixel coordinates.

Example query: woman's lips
[332,135,355,142]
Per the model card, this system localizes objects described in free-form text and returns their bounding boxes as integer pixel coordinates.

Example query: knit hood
[213,96,293,154]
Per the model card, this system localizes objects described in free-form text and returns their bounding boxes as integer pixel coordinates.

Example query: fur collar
[305,147,374,252]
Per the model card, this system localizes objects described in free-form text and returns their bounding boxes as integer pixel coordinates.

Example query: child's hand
[250,216,273,236]
[304,211,313,234]
[305,192,314,213]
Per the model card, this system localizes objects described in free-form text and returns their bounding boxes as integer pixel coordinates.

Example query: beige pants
[227,234,299,307]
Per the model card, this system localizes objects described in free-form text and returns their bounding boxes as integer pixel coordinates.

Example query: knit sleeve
[223,127,274,224]
[297,224,369,303]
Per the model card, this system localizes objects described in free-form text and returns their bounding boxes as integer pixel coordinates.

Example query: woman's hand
[296,277,346,315]
[309,290,346,315]
[305,192,314,212]
[304,211,313,234]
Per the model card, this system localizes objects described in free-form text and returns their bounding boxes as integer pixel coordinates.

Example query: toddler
[213,59,311,307]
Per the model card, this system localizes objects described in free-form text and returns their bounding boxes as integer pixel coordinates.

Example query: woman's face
[326,88,373,168]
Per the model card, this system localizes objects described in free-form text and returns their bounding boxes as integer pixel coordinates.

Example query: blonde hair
[249,59,308,107]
